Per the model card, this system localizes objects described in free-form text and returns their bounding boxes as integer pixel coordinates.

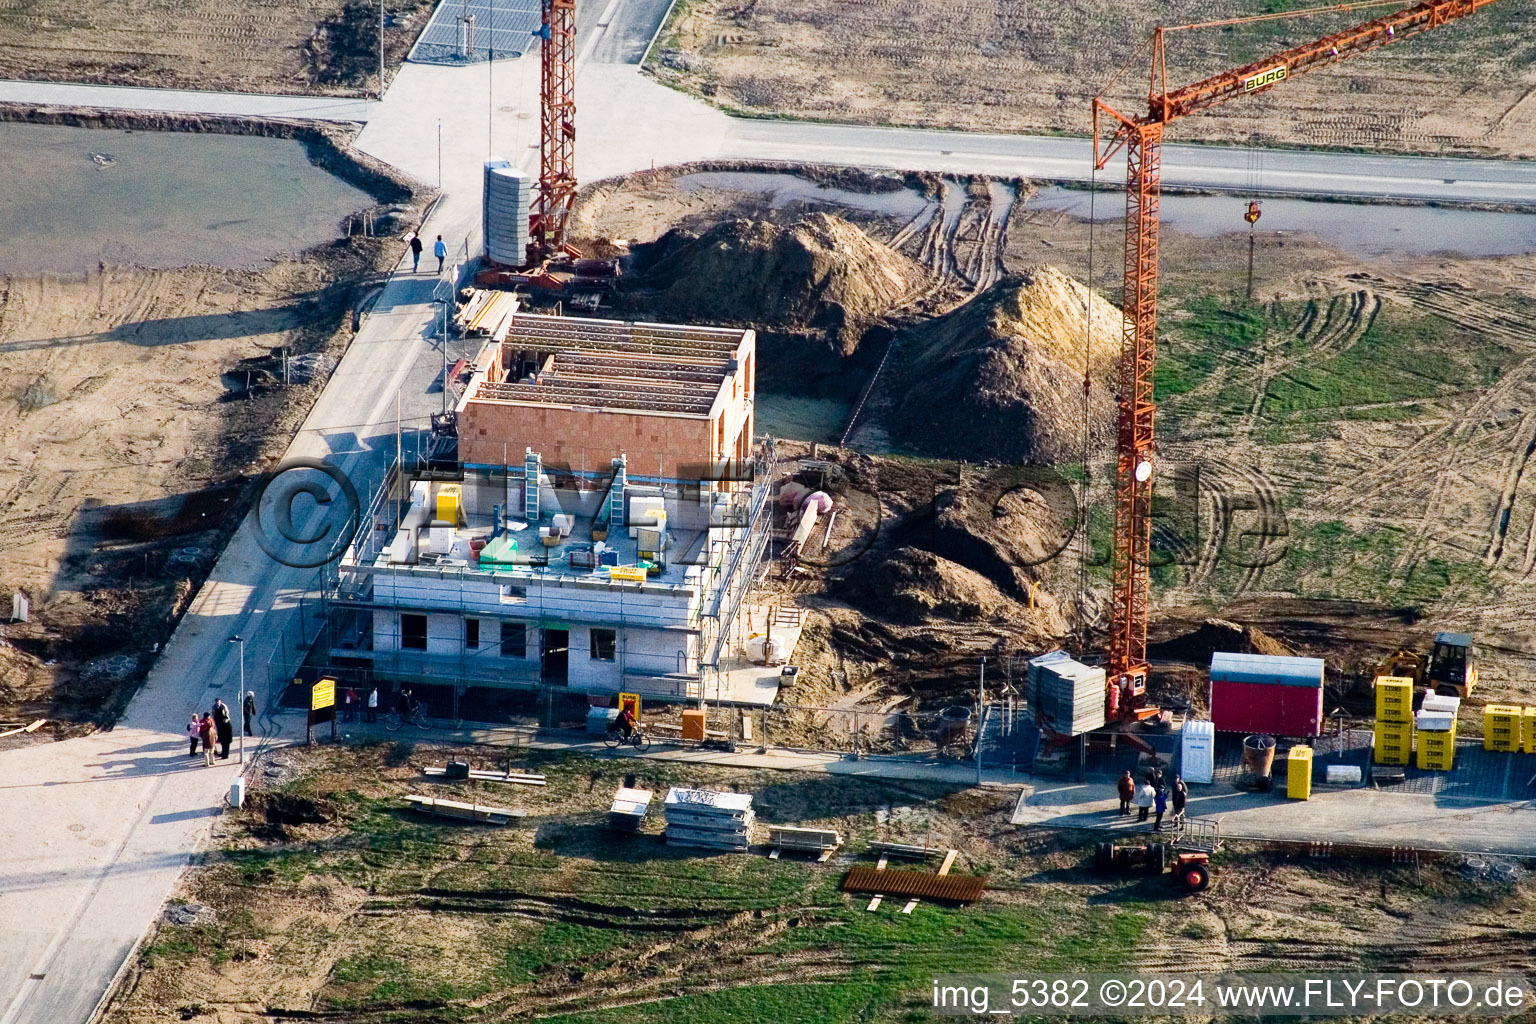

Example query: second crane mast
[1092,0,1502,720]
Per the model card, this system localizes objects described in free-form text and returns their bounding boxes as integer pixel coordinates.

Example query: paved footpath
[0,79,373,122]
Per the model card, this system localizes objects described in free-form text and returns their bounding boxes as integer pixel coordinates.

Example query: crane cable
[1079,167,1097,655]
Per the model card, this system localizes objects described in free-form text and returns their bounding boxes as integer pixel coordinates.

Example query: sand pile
[628,213,928,355]
[1150,618,1294,665]
[886,266,1125,464]
[837,547,1010,624]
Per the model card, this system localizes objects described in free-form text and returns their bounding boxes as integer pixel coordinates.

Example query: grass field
[107,743,1536,1023]
[109,747,1168,1023]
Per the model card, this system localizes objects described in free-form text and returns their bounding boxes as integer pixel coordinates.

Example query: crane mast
[530,0,577,262]
[1092,0,1502,721]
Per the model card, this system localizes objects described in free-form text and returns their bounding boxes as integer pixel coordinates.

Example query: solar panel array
[409,0,544,65]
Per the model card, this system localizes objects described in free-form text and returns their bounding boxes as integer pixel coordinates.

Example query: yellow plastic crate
[1485,704,1521,752]
[1287,745,1313,800]
[1524,707,1536,754]
[1374,676,1415,723]
[436,484,462,526]
[1416,728,1456,771]
[1374,738,1412,766]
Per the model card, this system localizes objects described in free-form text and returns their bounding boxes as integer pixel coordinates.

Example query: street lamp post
[229,635,247,764]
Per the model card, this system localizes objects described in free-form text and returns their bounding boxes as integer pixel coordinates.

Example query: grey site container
[1028,650,1107,735]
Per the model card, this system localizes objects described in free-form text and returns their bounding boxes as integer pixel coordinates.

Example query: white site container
[1180,719,1216,784]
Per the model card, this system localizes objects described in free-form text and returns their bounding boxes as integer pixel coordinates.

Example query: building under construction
[319,308,792,709]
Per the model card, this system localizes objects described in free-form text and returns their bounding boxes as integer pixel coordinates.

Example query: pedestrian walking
[433,234,446,274]
[1134,781,1155,823]
[199,714,216,767]
[213,698,233,759]
[343,687,357,722]
[1116,770,1134,815]
[409,232,423,272]
[366,686,378,723]
[1171,776,1188,823]
[187,714,201,757]
[1153,787,1168,832]
[243,691,257,736]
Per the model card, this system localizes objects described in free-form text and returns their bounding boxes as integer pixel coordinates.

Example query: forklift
[1093,817,1221,893]
[1371,632,1476,699]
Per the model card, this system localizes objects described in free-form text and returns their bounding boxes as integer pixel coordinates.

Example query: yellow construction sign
[1243,63,1288,92]
[312,678,336,711]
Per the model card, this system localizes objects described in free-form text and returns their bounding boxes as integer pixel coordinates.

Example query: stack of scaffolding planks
[664,788,754,851]
[455,288,520,342]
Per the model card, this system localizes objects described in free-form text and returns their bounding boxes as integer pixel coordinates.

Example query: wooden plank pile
[423,766,546,787]
[404,794,523,826]
[663,787,754,851]
[454,289,519,342]
[768,825,841,861]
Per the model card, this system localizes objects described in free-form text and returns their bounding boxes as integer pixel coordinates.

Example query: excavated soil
[622,212,932,366]
[884,266,1124,465]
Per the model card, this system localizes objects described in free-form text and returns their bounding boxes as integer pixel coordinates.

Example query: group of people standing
[186,692,256,765]
[1117,768,1187,832]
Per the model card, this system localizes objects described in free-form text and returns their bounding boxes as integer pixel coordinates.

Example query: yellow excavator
[1374,632,1476,699]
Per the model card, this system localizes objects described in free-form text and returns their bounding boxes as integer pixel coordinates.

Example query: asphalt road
[721,121,1536,205]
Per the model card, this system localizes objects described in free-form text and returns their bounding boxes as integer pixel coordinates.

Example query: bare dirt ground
[575,165,1536,722]
[101,743,1536,1022]
[653,0,1536,158]
[0,131,427,741]
[0,0,432,96]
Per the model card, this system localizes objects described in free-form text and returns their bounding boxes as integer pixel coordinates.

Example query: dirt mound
[1150,618,1294,666]
[837,546,1013,624]
[630,213,928,356]
[886,266,1124,464]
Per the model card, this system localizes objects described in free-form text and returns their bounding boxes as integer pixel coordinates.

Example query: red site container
[1210,679,1323,738]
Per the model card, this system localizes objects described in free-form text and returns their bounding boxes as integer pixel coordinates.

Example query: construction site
[2,0,1536,1022]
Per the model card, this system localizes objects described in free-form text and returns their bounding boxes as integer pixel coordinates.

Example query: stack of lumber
[422,766,546,786]
[664,788,754,851]
[768,825,841,861]
[455,289,519,341]
[404,795,523,825]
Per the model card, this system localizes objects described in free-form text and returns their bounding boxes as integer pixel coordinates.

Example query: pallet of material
[840,867,987,905]
[609,786,653,830]
[664,787,754,850]
[666,824,752,852]
[422,767,547,786]
[769,826,841,860]
[867,841,941,861]
[404,794,523,825]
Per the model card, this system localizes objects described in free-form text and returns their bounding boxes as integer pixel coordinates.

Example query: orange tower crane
[530,0,578,262]
[1092,0,1502,722]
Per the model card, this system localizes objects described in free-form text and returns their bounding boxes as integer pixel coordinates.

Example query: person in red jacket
[1116,771,1135,816]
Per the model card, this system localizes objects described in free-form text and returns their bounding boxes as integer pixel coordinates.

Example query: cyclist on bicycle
[615,705,637,741]
[396,687,415,719]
